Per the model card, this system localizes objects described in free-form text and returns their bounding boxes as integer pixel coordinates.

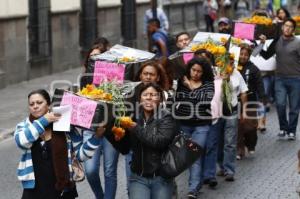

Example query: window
[28,0,51,60]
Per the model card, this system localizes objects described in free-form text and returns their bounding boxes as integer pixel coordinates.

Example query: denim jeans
[180,125,210,192]
[202,120,222,180]
[217,115,238,175]
[125,151,133,195]
[129,173,174,199]
[274,77,300,134]
[262,75,275,103]
[83,130,119,199]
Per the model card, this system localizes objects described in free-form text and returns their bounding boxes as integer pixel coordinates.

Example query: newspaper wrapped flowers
[190,39,227,55]
[79,82,134,141]
[242,16,273,26]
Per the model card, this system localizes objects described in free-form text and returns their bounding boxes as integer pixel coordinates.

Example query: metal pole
[121,0,137,47]
[80,0,98,56]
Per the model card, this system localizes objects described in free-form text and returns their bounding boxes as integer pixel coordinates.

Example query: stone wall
[0,0,205,88]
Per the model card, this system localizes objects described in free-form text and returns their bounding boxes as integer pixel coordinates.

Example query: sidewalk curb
[0,128,14,142]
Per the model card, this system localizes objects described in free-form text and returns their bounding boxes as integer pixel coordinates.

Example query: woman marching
[106,83,177,199]
[174,57,215,198]
[14,89,104,199]
[236,44,265,159]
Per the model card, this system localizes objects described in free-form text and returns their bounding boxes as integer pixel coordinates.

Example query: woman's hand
[94,125,106,138]
[127,122,137,130]
[44,112,61,123]
[259,34,267,44]
[183,76,192,89]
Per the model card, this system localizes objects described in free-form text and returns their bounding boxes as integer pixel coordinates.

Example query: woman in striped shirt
[14,89,104,199]
[174,57,214,199]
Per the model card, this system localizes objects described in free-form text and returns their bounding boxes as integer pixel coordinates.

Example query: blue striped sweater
[14,116,101,189]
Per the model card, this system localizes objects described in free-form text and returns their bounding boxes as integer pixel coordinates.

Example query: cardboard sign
[234,22,255,40]
[61,92,97,129]
[183,53,194,64]
[93,61,125,84]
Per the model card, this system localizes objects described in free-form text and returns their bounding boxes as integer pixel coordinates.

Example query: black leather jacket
[105,109,177,177]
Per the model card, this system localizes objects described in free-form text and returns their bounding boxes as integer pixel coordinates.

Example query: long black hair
[276,7,291,20]
[28,89,51,105]
[185,57,214,83]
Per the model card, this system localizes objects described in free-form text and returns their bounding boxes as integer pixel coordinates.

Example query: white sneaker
[278,130,286,138]
[287,133,296,140]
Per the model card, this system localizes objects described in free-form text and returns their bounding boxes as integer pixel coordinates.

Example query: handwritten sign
[234,22,255,40]
[61,92,97,129]
[93,61,125,84]
[183,53,194,64]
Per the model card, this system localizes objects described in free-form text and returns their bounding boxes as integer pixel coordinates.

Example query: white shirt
[229,69,248,107]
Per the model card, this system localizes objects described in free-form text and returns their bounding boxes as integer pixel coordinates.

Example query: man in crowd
[147,18,169,58]
[175,32,191,50]
[218,17,232,34]
[259,18,300,140]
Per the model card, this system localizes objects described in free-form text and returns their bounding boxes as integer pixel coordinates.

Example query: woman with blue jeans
[105,83,177,199]
[81,37,120,199]
[175,57,215,199]
[83,131,119,199]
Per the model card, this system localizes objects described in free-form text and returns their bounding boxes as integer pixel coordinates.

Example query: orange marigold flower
[86,84,94,92]
[120,116,134,128]
[226,65,234,75]
[112,126,126,141]
[220,37,228,44]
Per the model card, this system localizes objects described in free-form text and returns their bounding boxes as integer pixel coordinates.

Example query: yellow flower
[243,16,272,26]
[225,65,234,75]
[220,37,228,45]
[119,57,135,63]
[237,65,243,71]
[293,16,300,23]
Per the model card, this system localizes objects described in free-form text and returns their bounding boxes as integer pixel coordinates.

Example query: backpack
[157,31,178,55]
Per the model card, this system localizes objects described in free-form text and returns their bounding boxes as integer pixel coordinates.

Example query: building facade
[0,0,206,88]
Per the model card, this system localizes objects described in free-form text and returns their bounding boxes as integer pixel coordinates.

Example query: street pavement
[0,67,300,199]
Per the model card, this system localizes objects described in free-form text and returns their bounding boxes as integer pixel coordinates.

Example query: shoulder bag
[160,132,203,178]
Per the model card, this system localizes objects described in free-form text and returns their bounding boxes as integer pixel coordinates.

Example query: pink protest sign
[234,22,255,40]
[61,92,97,129]
[93,61,125,84]
[183,53,194,64]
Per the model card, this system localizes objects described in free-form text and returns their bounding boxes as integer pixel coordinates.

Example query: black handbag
[160,133,203,178]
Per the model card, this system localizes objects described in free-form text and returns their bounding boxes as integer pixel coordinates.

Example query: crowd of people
[13,2,300,199]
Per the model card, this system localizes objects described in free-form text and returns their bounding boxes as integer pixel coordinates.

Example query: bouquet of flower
[293,16,300,35]
[79,83,134,141]
[242,16,273,26]
[190,38,227,56]
[215,51,235,113]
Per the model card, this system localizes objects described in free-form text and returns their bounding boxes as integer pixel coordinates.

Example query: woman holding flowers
[80,37,120,199]
[106,83,177,199]
[236,44,265,159]
[174,57,215,198]
[15,89,104,199]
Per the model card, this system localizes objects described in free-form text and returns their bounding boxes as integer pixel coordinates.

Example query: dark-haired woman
[174,57,214,198]
[106,83,177,199]
[236,44,265,159]
[80,37,110,89]
[79,37,121,199]
[274,7,290,24]
[15,89,104,199]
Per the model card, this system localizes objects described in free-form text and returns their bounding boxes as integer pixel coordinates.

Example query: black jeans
[204,14,214,32]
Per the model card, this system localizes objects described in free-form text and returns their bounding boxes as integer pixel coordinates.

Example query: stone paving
[1,67,300,199]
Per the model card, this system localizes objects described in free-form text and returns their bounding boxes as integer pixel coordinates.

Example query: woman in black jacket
[236,44,265,159]
[107,83,177,199]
